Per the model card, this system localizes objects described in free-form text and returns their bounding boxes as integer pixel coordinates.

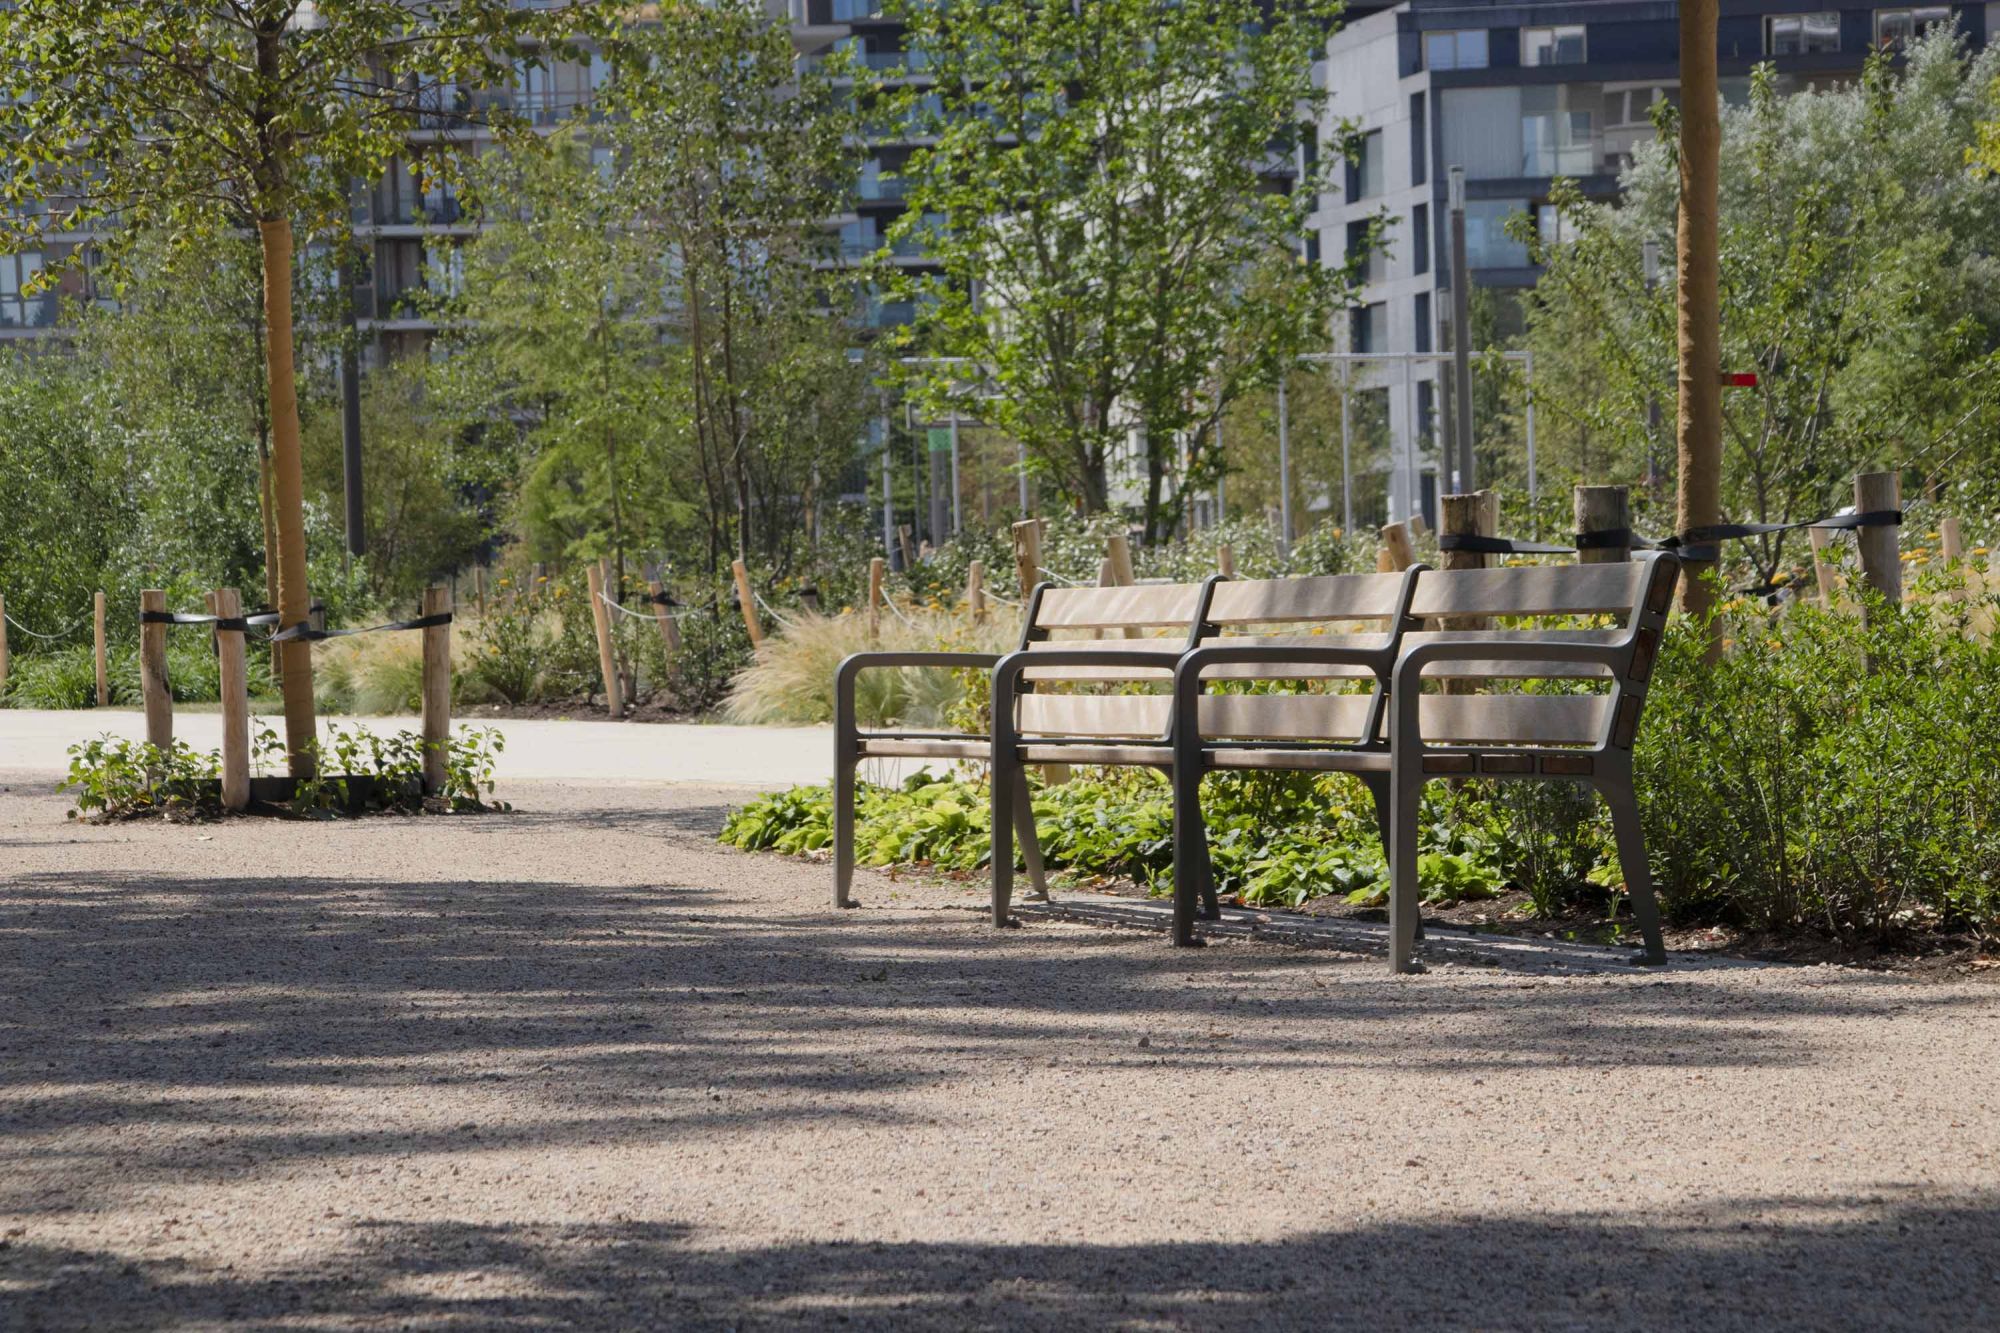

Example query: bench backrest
[1402,553,1679,753]
[1013,579,1213,738]
[1184,569,1420,746]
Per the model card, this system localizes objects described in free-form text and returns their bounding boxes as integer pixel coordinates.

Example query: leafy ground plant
[62,724,508,820]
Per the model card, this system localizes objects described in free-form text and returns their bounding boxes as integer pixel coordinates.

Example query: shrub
[722,604,1016,727]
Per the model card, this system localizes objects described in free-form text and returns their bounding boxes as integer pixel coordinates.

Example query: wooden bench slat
[1034,583,1204,629]
[1017,693,1171,737]
[1197,693,1375,741]
[857,737,991,759]
[1206,573,1407,624]
[1019,742,1173,766]
[1408,563,1648,618]
[1415,693,1609,745]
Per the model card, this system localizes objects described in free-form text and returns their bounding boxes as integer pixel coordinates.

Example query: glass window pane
[1460,30,1488,68]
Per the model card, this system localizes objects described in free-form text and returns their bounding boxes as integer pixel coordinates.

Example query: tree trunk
[259,216,317,777]
[1676,0,1723,651]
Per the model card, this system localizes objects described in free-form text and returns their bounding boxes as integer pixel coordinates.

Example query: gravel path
[1,772,1996,1330]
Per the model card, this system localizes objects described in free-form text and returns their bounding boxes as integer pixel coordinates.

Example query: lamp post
[1448,165,1474,494]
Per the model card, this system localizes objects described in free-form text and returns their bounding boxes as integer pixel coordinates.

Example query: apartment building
[1315,0,1992,523]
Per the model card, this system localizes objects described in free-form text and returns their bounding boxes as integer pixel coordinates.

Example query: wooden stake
[585,561,623,718]
[475,567,488,618]
[965,560,987,622]
[1573,485,1631,564]
[1011,518,1043,603]
[1105,532,1136,587]
[1941,515,1965,564]
[1852,470,1902,608]
[214,587,250,812]
[1440,491,1497,658]
[1217,544,1235,577]
[1808,525,1841,609]
[93,590,108,707]
[1377,521,1416,572]
[867,557,885,642]
[731,558,764,649]
[139,589,173,752]
[647,578,682,662]
[421,584,452,796]
[897,524,918,572]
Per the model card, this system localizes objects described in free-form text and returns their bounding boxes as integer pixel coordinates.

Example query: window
[1767,12,1840,54]
[1408,93,1428,187]
[1347,220,1383,283]
[1414,293,1433,354]
[1463,200,1529,269]
[1522,25,1588,66]
[1411,203,1430,275]
[1346,129,1384,201]
[0,249,52,327]
[1350,301,1388,355]
[1875,7,1950,48]
[1535,203,1573,251]
[1520,84,1601,176]
[1301,123,1320,179]
[1425,29,1489,71]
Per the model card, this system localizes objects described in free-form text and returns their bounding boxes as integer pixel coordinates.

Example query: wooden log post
[1853,470,1903,609]
[1377,521,1416,573]
[475,567,489,618]
[585,561,623,719]
[214,587,250,812]
[1011,518,1043,602]
[897,524,918,573]
[138,590,173,752]
[1573,485,1631,564]
[1105,531,1136,588]
[1217,544,1235,577]
[965,559,987,622]
[420,584,452,797]
[731,558,764,649]
[867,556,885,643]
[93,591,108,706]
[1939,515,1969,607]
[1439,493,1498,672]
[647,578,683,663]
[0,591,9,700]
[1808,525,1841,608]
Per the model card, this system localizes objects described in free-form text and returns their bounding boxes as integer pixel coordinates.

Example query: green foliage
[1520,33,2000,561]
[62,722,507,820]
[883,0,1351,540]
[720,769,1520,913]
[1635,591,2000,937]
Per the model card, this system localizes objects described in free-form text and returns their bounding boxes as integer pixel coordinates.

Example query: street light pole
[1448,165,1475,494]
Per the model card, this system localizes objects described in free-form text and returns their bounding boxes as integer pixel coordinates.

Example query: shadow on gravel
[5,1188,1995,1331]
[2,867,1980,1196]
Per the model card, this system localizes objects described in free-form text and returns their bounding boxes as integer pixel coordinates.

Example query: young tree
[600,1,864,571]
[0,1,596,774]
[1520,35,2000,582]
[883,0,1348,543]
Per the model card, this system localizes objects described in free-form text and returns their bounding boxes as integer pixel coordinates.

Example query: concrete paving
[0,707,836,788]
[1,777,1996,1330]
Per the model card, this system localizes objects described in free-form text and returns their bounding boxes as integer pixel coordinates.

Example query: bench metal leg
[1358,772,1420,938]
[833,749,857,909]
[1170,754,1206,946]
[1012,767,1049,902]
[1388,759,1424,973]
[991,755,1016,927]
[1601,779,1666,964]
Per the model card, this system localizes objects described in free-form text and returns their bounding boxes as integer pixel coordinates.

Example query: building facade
[1314,0,1992,523]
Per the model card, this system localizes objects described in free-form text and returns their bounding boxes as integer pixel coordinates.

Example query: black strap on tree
[140,610,256,632]
[1668,509,1901,562]
[1574,527,1670,551]
[1437,533,1577,555]
[270,612,453,644]
[649,590,680,608]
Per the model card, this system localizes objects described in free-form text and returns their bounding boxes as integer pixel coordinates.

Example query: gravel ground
[1,772,1996,1331]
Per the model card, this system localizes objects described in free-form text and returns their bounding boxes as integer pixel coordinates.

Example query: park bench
[991,567,1425,932]
[832,578,1220,910]
[1168,551,1681,971]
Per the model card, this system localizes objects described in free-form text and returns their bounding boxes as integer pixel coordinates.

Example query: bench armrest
[1391,635,1635,693]
[835,651,1002,737]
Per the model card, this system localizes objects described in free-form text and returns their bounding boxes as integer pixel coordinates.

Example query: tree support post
[421,584,452,797]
